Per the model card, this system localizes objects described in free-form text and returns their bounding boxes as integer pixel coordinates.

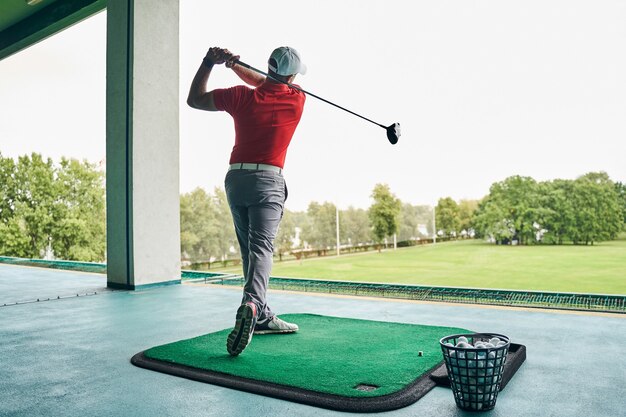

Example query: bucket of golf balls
[440,333,510,411]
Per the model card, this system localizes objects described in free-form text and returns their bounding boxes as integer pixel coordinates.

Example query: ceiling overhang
[0,0,106,62]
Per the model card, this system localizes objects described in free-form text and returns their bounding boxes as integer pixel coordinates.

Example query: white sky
[0,0,625,211]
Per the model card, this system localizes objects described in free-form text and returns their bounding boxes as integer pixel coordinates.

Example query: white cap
[268,47,307,76]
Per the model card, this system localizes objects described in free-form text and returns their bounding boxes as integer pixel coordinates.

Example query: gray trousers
[224,169,287,320]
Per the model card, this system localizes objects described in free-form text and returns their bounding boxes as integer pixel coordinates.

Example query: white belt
[229,163,282,174]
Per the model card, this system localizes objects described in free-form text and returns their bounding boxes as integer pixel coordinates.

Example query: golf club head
[386,123,401,145]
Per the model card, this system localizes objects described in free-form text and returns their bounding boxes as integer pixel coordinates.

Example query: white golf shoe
[254,315,299,334]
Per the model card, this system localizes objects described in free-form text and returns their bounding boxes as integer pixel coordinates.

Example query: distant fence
[289,239,438,260]
[0,238,444,273]
[187,237,456,268]
[183,272,626,314]
[186,259,242,270]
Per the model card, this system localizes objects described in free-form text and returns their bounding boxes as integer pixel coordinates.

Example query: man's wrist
[202,57,214,69]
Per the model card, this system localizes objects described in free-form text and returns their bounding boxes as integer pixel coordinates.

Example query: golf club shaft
[235,60,386,130]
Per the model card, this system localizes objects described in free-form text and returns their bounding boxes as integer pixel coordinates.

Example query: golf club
[234,60,400,145]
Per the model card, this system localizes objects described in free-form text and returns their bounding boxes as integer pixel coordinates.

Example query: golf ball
[489,337,501,345]
[458,336,469,344]
[456,341,472,348]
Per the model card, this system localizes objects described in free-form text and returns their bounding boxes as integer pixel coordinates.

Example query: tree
[0,154,29,256]
[483,176,540,244]
[435,197,460,237]
[398,203,418,241]
[473,196,515,244]
[341,206,371,245]
[180,188,219,263]
[50,158,106,261]
[12,153,57,257]
[568,173,622,245]
[275,209,298,261]
[457,199,479,237]
[0,153,106,261]
[474,172,623,246]
[616,182,626,229]
[179,187,239,266]
[537,179,575,244]
[397,204,434,241]
[0,153,16,223]
[301,201,339,249]
[212,187,238,261]
[368,184,401,249]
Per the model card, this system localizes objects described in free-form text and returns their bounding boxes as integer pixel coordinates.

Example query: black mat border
[131,351,439,413]
[131,343,526,413]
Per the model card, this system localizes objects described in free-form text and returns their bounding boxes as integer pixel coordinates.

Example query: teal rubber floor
[1,263,626,417]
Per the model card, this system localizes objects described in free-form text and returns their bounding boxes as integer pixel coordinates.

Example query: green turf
[261,239,626,295]
[143,314,470,398]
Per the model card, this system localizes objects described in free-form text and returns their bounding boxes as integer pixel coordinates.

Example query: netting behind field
[1,256,622,313]
[185,273,626,314]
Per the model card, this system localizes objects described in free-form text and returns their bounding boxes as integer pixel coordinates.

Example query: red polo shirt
[213,80,306,169]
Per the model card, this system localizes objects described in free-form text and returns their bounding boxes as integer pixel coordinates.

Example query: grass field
[217,238,626,295]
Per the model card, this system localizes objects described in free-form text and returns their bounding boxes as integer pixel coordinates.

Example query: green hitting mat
[131,314,525,412]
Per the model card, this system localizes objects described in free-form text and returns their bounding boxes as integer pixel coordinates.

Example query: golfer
[187,46,306,355]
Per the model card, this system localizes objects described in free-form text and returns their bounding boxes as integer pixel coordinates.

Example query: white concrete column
[106,0,180,289]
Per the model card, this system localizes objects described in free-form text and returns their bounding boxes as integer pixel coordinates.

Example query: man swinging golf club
[187,46,306,355]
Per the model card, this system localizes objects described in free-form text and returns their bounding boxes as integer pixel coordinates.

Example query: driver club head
[386,123,401,145]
